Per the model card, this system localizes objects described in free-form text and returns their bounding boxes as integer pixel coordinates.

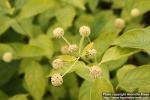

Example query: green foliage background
[0,0,150,100]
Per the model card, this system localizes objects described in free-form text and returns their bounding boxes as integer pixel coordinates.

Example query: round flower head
[53,27,64,38]
[115,18,125,29]
[52,58,63,69]
[68,44,78,53]
[87,48,97,57]
[2,52,13,63]
[60,45,69,54]
[51,73,63,86]
[79,25,91,37]
[131,8,140,17]
[89,65,102,79]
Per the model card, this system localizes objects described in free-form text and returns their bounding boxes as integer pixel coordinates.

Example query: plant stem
[62,57,80,77]
[79,36,84,54]
[94,56,97,64]
[62,36,71,45]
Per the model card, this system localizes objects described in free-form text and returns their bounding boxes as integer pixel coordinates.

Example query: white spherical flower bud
[131,8,140,17]
[60,45,69,54]
[2,52,13,63]
[89,65,102,79]
[52,59,63,69]
[115,18,125,29]
[87,48,97,57]
[53,27,64,38]
[68,44,78,53]
[79,25,91,37]
[51,73,63,86]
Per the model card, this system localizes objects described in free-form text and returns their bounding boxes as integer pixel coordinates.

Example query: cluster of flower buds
[60,44,78,54]
[89,65,102,79]
[51,73,63,86]
[79,26,91,37]
[2,52,13,63]
[86,48,97,58]
[53,27,64,38]
[115,18,125,29]
[51,25,94,87]
[68,44,78,53]
[131,8,140,17]
[51,58,64,86]
[52,58,64,69]
[60,45,69,54]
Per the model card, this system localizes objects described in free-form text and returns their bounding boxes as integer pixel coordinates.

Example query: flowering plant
[0,0,150,100]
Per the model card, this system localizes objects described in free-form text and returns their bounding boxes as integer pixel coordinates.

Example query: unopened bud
[60,45,69,54]
[115,18,125,29]
[89,65,102,79]
[79,26,91,37]
[52,59,63,69]
[68,44,78,53]
[131,8,140,17]
[87,48,97,57]
[2,52,13,63]
[51,73,63,86]
[53,27,64,38]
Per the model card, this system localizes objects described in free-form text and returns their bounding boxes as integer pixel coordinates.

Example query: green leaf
[104,57,128,71]
[55,6,76,29]
[38,8,56,30]
[10,18,33,37]
[91,79,114,100]
[117,64,150,92]
[113,27,150,53]
[24,61,46,100]
[0,43,16,59]
[14,0,27,10]
[76,64,110,82]
[0,16,11,35]
[18,0,56,18]
[117,64,136,82]
[94,32,118,61]
[63,73,79,100]
[0,90,8,100]
[0,61,19,86]
[62,0,85,10]
[8,43,46,59]
[121,0,150,20]
[49,85,66,100]
[138,85,150,92]
[58,55,76,62]
[29,34,53,59]
[75,14,94,29]
[90,11,119,39]
[133,0,150,13]
[101,46,139,63]
[75,65,90,81]
[79,78,114,100]
[8,94,28,100]
[48,61,85,77]
[18,45,45,58]
[82,42,93,56]
[87,0,99,12]
[112,0,124,8]
[0,0,14,15]
[78,81,91,100]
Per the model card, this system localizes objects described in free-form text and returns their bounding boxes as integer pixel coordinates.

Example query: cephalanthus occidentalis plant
[50,23,125,86]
